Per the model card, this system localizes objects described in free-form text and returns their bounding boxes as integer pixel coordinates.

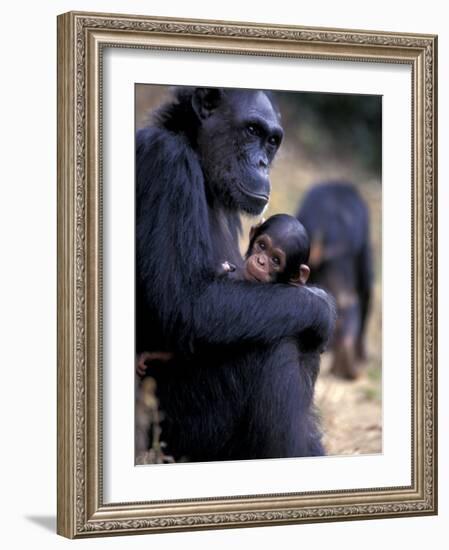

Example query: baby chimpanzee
[222,213,311,287]
[220,212,326,394]
[137,214,324,377]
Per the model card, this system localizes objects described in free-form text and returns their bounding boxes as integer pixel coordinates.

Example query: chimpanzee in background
[136,87,335,462]
[296,181,373,380]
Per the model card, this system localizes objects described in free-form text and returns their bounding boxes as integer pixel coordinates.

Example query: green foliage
[276,91,382,178]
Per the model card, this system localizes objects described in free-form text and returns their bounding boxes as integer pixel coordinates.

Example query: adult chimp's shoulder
[136,123,203,201]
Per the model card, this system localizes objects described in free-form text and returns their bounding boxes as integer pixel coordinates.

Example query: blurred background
[136,85,382,457]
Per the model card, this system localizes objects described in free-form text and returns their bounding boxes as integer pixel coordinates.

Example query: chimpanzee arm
[191,279,335,349]
[137,128,335,352]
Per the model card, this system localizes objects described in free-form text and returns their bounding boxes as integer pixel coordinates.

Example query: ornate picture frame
[57,11,437,538]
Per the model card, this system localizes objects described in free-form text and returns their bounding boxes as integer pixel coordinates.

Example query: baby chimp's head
[244,214,310,285]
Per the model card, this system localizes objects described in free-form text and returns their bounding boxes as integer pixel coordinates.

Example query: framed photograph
[57,11,438,538]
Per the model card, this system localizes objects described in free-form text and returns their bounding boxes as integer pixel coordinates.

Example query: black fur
[136,87,335,461]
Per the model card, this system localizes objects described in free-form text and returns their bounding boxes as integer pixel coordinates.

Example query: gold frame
[57,11,438,538]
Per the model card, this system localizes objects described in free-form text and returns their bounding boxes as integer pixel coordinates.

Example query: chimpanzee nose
[257,255,266,266]
[259,161,269,178]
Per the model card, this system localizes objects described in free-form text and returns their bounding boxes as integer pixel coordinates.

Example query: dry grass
[316,349,382,456]
[316,272,382,455]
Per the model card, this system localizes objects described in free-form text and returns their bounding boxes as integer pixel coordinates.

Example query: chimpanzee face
[243,215,311,285]
[244,233,287,283]
[192,88,283,215]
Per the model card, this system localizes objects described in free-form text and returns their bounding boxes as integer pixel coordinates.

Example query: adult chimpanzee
[136,87,335,462]
[297,181,373,380]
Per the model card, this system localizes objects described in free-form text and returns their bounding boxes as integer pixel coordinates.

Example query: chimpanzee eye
[247,124,260,137]
[258,241,266,250]
[268,135,279,147]
[272,256,280,265]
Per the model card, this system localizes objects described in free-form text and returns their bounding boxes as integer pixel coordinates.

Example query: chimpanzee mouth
[237,183,270,204]
[245,272,264,283]
[244,263,269,283]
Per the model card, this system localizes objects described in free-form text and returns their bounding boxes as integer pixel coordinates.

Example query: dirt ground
[316,355,382,456]
[315,280,383,456]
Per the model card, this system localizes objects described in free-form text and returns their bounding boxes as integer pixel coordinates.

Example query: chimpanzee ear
[192,88,224,120]
[290,264,310,286]
[249,218,265,241]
